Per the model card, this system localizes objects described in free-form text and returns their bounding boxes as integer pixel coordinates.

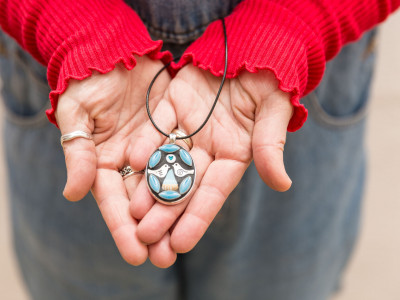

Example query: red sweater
[1,0,399,130]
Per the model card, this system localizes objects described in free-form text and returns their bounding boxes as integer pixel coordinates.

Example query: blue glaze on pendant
[149,151,161,168]
[179,176,192,194]
[159,190,181,200]
[159,144,180,153]
[148,174,160,193]
[179,149,192,166]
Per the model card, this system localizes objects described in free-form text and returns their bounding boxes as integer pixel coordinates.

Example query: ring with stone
[119,166,144,180]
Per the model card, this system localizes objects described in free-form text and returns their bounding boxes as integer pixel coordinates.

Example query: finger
[133,72,217,242]
[170,158,248,253]
[252,90,293,192]
[148,232,177,268]
[127,99,178,217]
[62,139,96,201]
[135,147,212,244]
[128,99,177,173]
[129,176,155,220]
[92,168,148,266]
[133,68,220,244]
[122,171,143,205]
[56,98,96,201]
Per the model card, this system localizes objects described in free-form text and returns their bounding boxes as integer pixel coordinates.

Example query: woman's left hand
[129,64,293,267]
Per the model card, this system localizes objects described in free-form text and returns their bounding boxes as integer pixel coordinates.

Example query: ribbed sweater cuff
[171,1,322,131]
[0,0,172,126]
[172,0,399,132]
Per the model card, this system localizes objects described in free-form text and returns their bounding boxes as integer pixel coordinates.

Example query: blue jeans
[0,1,377,299]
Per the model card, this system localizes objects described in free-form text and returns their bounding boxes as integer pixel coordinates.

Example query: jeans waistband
[125,0,243,44]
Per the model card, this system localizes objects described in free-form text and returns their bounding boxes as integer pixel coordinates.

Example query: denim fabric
[126,0,243,43]
[0,2,376,299]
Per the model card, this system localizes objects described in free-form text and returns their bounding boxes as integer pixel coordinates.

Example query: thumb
[56,98,96,201]
[252,90,293,192]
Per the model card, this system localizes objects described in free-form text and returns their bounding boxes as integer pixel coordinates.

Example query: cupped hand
[130,64,293,267]
[55,55,178,266]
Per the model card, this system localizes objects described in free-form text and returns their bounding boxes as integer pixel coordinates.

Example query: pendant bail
[169,133,177,144]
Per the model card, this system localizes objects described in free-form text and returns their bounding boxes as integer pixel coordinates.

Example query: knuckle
[253,139,286,154]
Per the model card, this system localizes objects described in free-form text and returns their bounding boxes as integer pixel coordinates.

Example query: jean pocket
[0,33,50,127]
[304,29,377,129]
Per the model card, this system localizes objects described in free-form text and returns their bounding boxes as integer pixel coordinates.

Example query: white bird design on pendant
[172,163,195,177]
[147,164,170,178]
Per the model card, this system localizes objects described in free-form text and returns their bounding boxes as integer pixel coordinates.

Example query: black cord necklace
[144,18,228,205]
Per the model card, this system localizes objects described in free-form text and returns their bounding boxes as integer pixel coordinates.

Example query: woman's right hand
[55,55,177,266]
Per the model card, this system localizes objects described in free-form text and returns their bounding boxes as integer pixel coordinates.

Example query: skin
[56,55,293,268]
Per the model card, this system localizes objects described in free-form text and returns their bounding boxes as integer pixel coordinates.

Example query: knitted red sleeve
[0,0,172,125]
[172,0,400,131]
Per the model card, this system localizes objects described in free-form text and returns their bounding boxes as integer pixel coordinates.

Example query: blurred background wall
[0,10,399,300]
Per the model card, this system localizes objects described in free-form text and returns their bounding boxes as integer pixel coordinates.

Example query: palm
[56,55,174,265]
[130,65,293,267]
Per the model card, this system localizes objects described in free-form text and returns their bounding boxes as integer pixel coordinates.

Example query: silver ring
[60,130,93,147]
[172,129,193,150]
[169,133,177,144]
[119,166,144,180]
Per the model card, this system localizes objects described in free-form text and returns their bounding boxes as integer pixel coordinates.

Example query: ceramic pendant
[145,144,195,205]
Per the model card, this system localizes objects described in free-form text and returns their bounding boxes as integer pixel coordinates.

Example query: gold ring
[172,129,193,150]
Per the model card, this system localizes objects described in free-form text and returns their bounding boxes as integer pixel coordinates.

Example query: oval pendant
[145,144,195,205]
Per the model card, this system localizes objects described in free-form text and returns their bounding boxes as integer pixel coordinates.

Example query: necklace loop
[146,18,228,140]
[169,133,177,144]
